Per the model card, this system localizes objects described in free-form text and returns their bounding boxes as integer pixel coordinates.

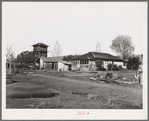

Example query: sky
[2,2,147,57]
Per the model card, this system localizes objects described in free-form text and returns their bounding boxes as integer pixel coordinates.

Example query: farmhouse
[67,52,124,71]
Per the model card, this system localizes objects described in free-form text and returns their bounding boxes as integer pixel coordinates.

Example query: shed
[34,57,72,71]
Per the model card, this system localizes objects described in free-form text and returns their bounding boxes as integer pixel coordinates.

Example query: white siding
[114,62,126,68]
[58,62,69,71]
[40,58,44,69]
[103,61,112,68]
[89,60,96,66]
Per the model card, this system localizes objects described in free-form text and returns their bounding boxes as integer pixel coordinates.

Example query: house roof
[46,56,64,60]
[32,42,49,47]
[91,52,124,62]
[71,52,94,60]
[59,60,72,65]
[68,52,124,62]
[35,57,72,65]
[41,57,58,62]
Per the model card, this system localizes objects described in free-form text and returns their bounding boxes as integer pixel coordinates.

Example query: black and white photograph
[2,1,147,120]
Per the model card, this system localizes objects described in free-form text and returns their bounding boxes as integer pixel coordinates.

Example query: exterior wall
[58,62,69,71]
[58,62,64,71]
[44,63,52,70]
[67,58,125,71]
[77,60,80,68]
[103,61,126,69]
[34,52,47,57]
[68,60,80,71]
[88,60,97,71]
[33,46,47,51]
[80,60,89,71]
[40,58,44,69]
[68,59,97,71]
[68,59,126,71]
[53,63,58,70]
[80,65,89,71]
[114,62,126,68]
[40,52,47,57]
[39,59,71,71]
[33,45,48,57]
[89,60,96,66]
[44,62,58,70]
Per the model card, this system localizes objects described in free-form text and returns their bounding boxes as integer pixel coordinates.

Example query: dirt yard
[6,70,142,109]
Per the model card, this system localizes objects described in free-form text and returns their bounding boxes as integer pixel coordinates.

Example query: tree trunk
[111,61,114,71]
[131,65,135,71]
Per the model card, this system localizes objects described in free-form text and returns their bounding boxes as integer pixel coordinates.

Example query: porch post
[111,61,114,71]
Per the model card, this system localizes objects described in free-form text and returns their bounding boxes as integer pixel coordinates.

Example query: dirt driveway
[6,71,142,109]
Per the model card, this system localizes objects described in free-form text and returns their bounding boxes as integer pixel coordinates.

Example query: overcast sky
[2,2,147,57]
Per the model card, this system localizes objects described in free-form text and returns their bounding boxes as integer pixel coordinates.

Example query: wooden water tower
[32,42,49,57]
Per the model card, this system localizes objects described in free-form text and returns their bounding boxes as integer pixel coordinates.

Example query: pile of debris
[90,73,139,85]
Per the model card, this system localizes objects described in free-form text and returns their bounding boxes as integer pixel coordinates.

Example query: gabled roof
[32,42,49,47]
[67,52,124,62]
[91,52,124,62]
[71,52,94,60]
[35,57,72,65]
[46,56,64,60]
[40,57,58,62]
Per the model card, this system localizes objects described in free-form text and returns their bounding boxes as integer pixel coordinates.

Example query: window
[80,60,88,64]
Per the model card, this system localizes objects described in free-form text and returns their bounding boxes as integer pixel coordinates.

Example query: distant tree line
[62,55,80,61]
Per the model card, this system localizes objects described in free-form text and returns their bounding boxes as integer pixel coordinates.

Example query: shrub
[105,73,113,80]
[101,68,106,71]
[95,59,104,71]
[16,63,29,70]
[127,57,141,70]
[107,63,119,71]
[113,64,119,70]
[118,65,123,70]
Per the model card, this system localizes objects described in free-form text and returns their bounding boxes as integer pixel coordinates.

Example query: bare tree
[51,41,63,58]
[96,42,101,52]
[110,35,135,60]
[6,45,15,62]
[51,50,54,57]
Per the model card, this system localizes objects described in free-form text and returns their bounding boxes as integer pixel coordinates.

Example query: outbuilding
[35,57,72,71]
